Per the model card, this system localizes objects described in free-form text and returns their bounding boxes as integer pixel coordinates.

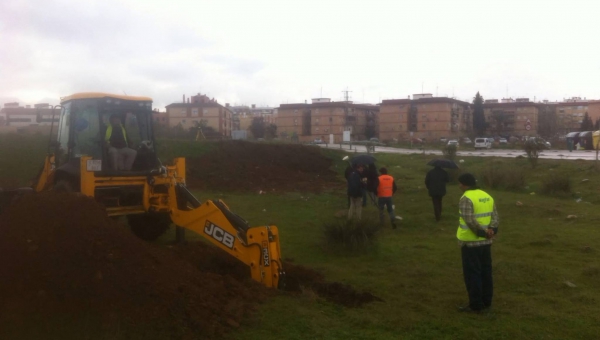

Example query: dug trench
[0,192,382,339]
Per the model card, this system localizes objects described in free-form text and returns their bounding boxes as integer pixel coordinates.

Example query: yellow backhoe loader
[0,93,284,288]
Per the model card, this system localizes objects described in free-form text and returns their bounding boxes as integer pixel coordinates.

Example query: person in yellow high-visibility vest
[456,173,499,314]
[105,114,137,171]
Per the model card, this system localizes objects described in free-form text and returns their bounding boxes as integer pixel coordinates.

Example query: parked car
[499,138,508,145]
[312,138,323,144]
[463,137,472,144]
[369,137,380,142]
[474,137,492,149]
[440,137,448,143]
[447,139,459,148]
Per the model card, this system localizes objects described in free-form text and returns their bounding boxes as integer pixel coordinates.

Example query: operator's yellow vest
[457,189,494,242]
[104,124,128,142]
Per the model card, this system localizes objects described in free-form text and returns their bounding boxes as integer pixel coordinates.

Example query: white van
[474,138,492,149]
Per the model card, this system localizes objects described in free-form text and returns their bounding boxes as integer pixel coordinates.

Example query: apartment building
[556,97,589,133]
[379,94,471,141]
[152,110,169,128]
[232,105,278,131]
[482,98,539,136]
[588,100,600,125]
[165,93,233,138]
[0,103,59,127]
[277,98,378,143]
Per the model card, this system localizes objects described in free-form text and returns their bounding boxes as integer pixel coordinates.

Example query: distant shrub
[322,218,380,253]
[479,164,526,191]
[540,173,571,196]
[523,139,546,168]
[442,144,457,161]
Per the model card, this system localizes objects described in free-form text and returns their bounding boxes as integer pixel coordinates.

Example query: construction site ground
[1,135,600,339]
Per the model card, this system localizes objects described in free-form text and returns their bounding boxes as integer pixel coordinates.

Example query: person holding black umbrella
[347,164,366,220]
[425,166,450,221]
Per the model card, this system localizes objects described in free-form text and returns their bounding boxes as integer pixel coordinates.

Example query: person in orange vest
[377,167,398,228]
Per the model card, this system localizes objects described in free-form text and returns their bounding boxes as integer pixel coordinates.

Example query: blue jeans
[378,197,394,224]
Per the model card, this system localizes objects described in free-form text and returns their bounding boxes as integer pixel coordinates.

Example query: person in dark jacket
[347,164,366,220]
[344,164,354,208]
[366,163,379,206]
[425,166,449,221]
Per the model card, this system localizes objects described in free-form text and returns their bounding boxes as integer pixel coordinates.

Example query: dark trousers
[431,195,443,221]
[377,197,394,225]
[461,245,493,311]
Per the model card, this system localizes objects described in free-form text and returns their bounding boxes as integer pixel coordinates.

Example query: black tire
[127,213,172,241]
[53,180,74,192]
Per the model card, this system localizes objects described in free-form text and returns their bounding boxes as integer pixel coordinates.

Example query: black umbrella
[351,154,376,165]
[427,159,459,169]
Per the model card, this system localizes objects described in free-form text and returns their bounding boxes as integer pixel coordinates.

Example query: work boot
[457,305,483,314]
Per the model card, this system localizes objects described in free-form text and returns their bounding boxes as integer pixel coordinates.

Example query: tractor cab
[54,93,161,182]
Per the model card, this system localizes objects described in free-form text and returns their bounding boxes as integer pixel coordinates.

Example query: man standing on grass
[377,167,397,228]
[456,173,499,314]
[425,166,449,222]
[347,164,366,220]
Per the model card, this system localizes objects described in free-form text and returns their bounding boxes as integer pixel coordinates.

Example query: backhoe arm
[168,185,284,288]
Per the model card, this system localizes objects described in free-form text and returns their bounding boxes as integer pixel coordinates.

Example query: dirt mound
[283,262,384,308]
[0,192,265,340]
[185,141,341,193]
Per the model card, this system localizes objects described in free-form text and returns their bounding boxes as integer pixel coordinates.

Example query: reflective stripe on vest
[377,175,394,197]
[105,124,128,143]
[456,189,494,241]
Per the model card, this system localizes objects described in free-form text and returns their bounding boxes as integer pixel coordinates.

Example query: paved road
[318,144,600,161]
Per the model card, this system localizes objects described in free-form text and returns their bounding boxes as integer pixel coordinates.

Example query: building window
[181,109,186,114]
[203,109,208,114]
[192,108,198,117]
[422,123,426,128]
[329,117,332,123]
[316,118,319,123]
[316,127,319,131]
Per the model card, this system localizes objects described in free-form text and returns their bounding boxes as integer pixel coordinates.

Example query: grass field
[2,133,600,339]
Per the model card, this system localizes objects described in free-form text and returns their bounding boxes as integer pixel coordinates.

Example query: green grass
[2,134,600,339]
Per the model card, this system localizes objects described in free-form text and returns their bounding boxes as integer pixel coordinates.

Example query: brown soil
[185,141,341,193]
[0,192,380,339]
[282,262,384,308]
[0,192,265,340]
[172,243,383,308]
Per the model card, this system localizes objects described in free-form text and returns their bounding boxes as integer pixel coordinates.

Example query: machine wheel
[53,180,74,192]
[127,213,172,241]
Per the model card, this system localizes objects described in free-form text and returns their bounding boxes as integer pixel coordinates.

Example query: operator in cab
[105,114,137,171]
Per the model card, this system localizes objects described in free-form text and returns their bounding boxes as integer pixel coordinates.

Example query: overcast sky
[1,0,598,109]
